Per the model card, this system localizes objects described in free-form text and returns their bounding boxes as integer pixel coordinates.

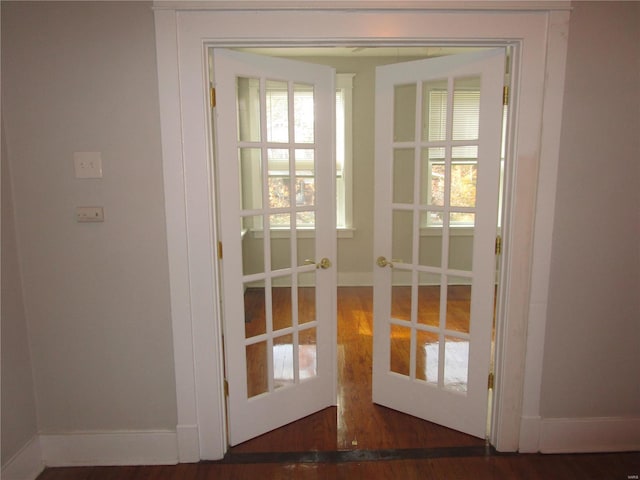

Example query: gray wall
[1,0,177,455]
[1,121,39,464]
[540,1,640,418]
[2,0,638,466]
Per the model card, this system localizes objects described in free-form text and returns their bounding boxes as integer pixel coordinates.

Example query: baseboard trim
[337,272,372,286]
[1,435,44,480]
[518,415,541,453]
[539,416,640,453]
[40,430,178,467]
[176,424,200,463]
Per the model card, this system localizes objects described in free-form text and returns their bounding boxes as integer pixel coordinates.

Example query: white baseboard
[40,430,178,467]
[518,415,541,453]
[176,424,200,463]
[1,435,44,480]
[539,416,640,453]
[338,272,372,286]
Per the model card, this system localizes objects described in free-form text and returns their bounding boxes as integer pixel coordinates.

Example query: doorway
[211,46,509,450]
[155,5,567,460]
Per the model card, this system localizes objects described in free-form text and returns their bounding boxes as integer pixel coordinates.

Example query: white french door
[372,49,506,438]
[212,49,337,446]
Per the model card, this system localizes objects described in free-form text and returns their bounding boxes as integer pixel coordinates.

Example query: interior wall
[541,1,640,418]
[1,1,177,433]
[1,120,39,465]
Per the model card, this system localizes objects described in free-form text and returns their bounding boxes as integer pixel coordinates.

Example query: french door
[212,49,337,446]
[372,49,506,438]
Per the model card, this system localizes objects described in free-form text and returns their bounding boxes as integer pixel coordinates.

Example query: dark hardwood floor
[37,287,640,479]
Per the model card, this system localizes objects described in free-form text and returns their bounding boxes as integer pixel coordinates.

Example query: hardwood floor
[234,286,483,453]
[36,287,640,479]
[37,452,640,479]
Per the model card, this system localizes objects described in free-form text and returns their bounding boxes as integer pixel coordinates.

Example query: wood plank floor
[37,452,640,479]
[233,286,483,453]
[36,287,640,479]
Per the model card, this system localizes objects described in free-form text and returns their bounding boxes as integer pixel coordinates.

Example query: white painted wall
[1,0,177,444]
[541,1,640,422]
[1,120,39,466]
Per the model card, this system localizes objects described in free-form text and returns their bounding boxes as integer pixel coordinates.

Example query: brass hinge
[224,379,229,397]
[210,86,216,108]
[488,372,495,390]
[503,85,509,106]
[217,241,223,259]
[495,235,502,255]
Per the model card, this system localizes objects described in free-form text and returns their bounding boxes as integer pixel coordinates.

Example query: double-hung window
[424,87,507,229]
[265,73,354,230]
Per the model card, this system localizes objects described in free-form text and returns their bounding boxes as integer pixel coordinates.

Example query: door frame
[153,1,570,461]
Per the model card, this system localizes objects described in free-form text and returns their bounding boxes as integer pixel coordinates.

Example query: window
[424,88,507,229]
[265,74,354,230]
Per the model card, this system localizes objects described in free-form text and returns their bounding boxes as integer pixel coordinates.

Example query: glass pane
[298,272,316,325]
[273,333,294,389]
[266,80,288,143]
[444,336,469,393]
[294,83,314,144]
[450,211,475,229]
[416,330,439,384]
[418,214,442,267]
[393,148,414,204]
[296,210,315,230]
[268,149,290,208]
[450,163,477,208]
[239,148,263,211]
[391,269,412,322]
[299,327,317,380]
[390,323,411,376]
[422,79,448,142]
[421,147,446,206]
[270,213,290,270]
[392,210,413,265]
[272,283,292,332]
[237,77,261,142]
[446,277,471,334]
[452,77,480,141]
[246,340,268,398]
[393,83,416,142]
[295,149,315,206]
[244,282,266,338]
[242,215,264,276]
[417,272,440,327]
[448,214,474,271]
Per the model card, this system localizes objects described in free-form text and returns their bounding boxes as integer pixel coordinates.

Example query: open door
[372,49,505,438]
[212,49,337,446]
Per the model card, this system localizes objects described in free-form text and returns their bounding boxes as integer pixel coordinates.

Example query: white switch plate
[74,152,103,178]
[76,206,104,222]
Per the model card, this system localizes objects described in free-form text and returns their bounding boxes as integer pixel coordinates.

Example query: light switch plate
[74,152,103,178]
[76,206,104,222]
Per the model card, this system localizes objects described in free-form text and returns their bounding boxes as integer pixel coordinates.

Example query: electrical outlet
[76,206,104,223]
[74,152,103,178]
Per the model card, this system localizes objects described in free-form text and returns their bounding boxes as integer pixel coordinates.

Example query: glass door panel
[215,48,336,445]
[373,49,505,438]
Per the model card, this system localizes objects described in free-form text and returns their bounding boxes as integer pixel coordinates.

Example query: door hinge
[224,379,229,397]
[218,241,223,259]
[503,85,509,106]
[488,372,495,390]
[495,235,502,256]
[210,86,216,108]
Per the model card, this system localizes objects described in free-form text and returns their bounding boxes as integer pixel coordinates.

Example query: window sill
[246,227,355,239]
[420,227,475,237]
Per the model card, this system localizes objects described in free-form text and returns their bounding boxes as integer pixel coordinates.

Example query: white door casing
[153,4,570,460]
[372,49,505,438]
[213,49,337,446]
